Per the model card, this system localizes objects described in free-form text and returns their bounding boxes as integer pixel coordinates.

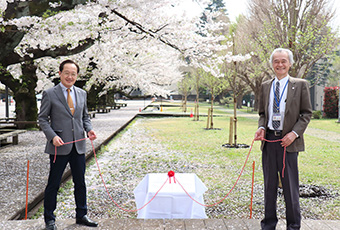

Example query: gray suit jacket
[258,77,312,152]
[38,83,93,155]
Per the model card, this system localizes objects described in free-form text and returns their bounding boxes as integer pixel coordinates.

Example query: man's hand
[88,130,97,141]
[281,132,297,147]
[254,128,265,141]
[53,136,64,147]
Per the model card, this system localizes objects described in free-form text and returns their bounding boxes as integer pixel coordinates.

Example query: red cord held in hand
[260,137,287,178]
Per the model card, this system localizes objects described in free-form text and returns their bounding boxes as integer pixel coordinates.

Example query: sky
[329,0,340,30]
[181,0,340,30]
[224,0,340,30]
[224,0,248,22]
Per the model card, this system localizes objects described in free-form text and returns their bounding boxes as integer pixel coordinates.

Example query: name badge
[273,113,281,121]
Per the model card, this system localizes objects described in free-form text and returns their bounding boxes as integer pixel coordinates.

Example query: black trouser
[261,132,301,230]
[44,145,87,223]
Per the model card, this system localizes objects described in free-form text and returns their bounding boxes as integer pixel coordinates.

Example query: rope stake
[25,160,30,220]
[250,161,255,219]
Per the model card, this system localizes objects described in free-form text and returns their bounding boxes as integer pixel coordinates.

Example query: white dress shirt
[267,75,289,131]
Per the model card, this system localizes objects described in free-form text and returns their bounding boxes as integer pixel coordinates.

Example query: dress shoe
[45,220,57,230]
[76,215,98,227]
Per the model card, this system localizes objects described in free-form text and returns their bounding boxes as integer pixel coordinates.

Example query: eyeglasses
[62,71,77,77]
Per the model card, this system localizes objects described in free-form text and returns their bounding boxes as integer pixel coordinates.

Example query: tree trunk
[14,61,38,129]
[195,92,200,121]
[253,89,260,112]
[182,93,188,113]
[236,93,243,109]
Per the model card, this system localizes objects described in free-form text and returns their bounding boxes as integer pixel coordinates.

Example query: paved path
[0,218,339,229]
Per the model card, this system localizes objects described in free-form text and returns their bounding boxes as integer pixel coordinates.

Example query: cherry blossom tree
[0,0,99,126]
[1,0,230,126]
[244,0,338,82]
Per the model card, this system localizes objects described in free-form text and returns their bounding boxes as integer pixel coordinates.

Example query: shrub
[323,87,339,118]
[312,110,322,119]
[220,96,233,105]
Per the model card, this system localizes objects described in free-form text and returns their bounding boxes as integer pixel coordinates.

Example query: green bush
[312,110,322,119]
[220,96,233,105]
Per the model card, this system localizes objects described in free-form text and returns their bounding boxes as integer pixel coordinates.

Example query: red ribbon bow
[168,171,176,183]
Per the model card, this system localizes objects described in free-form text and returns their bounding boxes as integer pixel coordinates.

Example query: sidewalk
[0,100,150,221]
[0,218,339,229]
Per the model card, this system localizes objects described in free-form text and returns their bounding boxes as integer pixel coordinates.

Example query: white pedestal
[133,173,208,219]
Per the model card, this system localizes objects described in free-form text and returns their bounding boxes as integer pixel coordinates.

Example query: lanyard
[272,80,288,108]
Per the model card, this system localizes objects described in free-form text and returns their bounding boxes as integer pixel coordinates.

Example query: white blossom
[2,0,250,97]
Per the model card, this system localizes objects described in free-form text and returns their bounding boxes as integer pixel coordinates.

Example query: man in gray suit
[254,48,312,230]
[39,60,98,230]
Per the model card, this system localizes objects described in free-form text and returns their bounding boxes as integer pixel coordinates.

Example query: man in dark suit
[254,48,312,230]
[39,60,98,230]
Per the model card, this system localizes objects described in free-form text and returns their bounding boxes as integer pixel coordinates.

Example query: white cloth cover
[133,173,208,219]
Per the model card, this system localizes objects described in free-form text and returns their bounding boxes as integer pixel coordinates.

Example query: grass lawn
[140,114,340,188]
[307,118,340,133]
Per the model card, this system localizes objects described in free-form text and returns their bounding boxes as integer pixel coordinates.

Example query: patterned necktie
[272,81,280,130]
[67,88,75,115]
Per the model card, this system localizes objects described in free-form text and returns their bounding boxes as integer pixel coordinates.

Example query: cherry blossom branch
[110,8,183,53]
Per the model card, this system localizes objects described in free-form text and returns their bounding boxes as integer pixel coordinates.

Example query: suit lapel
[264,79,274,117]
[285,78,296,115]
[74,87,82,115]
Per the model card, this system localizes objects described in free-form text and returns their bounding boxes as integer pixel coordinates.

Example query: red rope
[53,137,169,212]
[53,137,286,211]
[53,137,89,163]
[168,138,286,207]
[173,139,256,207]
[90,140,170,212]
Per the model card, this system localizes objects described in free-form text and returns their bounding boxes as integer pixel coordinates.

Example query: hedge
[323,87,339,118]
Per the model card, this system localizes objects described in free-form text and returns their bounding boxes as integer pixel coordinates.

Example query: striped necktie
[272,81,280,130]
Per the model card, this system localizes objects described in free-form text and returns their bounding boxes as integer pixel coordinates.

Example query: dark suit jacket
[258,77,312,152]
[38,83,92,155]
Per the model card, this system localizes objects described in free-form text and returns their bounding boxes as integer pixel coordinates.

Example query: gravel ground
[0,100,147,221]
[34,117,339,221]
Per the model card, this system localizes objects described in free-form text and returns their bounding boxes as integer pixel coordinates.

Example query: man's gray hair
[269,48,294,68]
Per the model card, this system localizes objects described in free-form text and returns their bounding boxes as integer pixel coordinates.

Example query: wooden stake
[206,108,211,129]
[250,161,255,219]
[229,117,233,145]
